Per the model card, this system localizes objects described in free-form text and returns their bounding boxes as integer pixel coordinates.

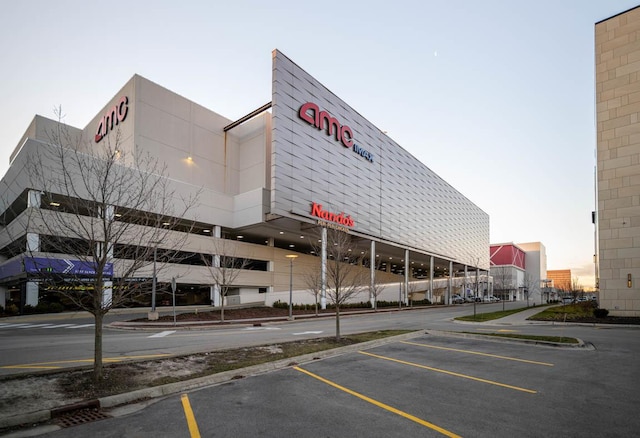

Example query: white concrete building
[0,50,490,313]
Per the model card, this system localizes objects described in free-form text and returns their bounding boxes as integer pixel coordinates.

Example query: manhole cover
[55,408,111,428]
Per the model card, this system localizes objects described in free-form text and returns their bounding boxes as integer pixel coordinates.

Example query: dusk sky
[1,0,638,288]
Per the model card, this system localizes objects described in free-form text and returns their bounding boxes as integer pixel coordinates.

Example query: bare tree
[24,117,198,381]
[571,277,583,302]
[407,280,421,306]
[321,228,366,341]
[492,266,513,311]
[521,273,539,307]
[369,258,387,311]
[201,237,249,322]
[304,265,322,316]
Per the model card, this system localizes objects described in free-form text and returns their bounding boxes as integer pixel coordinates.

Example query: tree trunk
[221,300,225,322]
[93,312,104,382]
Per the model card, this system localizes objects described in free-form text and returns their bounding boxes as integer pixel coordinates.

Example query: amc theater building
[0,50,490,311]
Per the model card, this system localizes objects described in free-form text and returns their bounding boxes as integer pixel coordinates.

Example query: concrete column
[27,190,41,208]
[429,256,434,303]
[448,261,453,304]
[211,285,221,307]
[404,249,409,305]
[25,281,38,307]
[320,227,327,310]
[26,233,40,252]
[370,240,375,308]
[209,225,222,307]
[0,285,7,308]
[103,281,113,309]
[464,265,468,297]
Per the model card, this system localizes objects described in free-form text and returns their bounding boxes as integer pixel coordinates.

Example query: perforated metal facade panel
[271,50,489,268]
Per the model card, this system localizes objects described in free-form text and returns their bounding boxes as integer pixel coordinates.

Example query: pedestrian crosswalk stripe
[148,330,176,338]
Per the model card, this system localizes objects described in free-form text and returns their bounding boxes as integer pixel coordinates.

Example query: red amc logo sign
[299,102,353,148]
[311,202,354,227]
[95,96,129,143]
[298,102,374,163]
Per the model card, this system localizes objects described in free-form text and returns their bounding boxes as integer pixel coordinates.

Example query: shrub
[5,304,19,315]
[593,308,609,318]
[49,302,65,313]
[35,302,51,314]
[23,304,36,314]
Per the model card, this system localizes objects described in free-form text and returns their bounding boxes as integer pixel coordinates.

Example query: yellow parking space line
[400,341,554,367]
[294,366,461,438]
[0,354,171,370]
[181,394,202,438]
[2,365,61,370]
[359,351,537,394]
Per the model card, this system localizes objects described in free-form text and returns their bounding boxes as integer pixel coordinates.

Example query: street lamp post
[286,254,298,321]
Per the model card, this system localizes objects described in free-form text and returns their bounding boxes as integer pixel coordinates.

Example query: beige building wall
[596,6,640,316]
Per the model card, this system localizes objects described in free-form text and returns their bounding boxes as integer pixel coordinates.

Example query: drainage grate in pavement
[55,408,111,428]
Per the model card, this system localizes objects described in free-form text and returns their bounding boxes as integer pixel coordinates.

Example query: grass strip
[455,307,535,322]
[460,331,579,344]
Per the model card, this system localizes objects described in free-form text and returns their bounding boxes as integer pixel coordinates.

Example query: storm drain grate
[55,408,111,428]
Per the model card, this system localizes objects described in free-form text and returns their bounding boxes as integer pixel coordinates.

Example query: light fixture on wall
[629,273,633,288]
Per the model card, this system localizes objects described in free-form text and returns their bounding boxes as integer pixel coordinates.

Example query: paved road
[0,303,527,376]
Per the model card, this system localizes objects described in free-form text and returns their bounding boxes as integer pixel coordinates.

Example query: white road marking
[148,330,177,338]
[292,331,324,335]
[242,327,282,331]
[40,324,74,329]
[16,324,55,329]
[65,324,95,329]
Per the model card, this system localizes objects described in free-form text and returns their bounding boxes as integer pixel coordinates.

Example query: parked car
[451,294,465,304]
[465,295,481,302]
[483,295,500,302]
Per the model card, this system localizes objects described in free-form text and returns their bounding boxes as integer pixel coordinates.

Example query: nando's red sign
[95,96,129,143]
[311,202,354,227]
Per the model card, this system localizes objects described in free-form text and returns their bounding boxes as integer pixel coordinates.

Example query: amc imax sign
[299,102,374,163]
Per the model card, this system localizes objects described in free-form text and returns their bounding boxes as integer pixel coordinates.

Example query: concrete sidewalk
[483,305,554,325]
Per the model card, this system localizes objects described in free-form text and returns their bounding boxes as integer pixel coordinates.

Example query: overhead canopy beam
[223,102,272,132]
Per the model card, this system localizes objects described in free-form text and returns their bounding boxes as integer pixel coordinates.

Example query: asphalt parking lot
[34,331,640,438]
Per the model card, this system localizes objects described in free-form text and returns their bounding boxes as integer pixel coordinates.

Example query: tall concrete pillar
[25,281,38,307]
[429,256,434,303]
[320,227,327,310]
[370,241,376,308]
[404,249,410,305]
[448,261,453,304]
[211,285,221,307]
[103,281,113,309]
[0,285,7,308]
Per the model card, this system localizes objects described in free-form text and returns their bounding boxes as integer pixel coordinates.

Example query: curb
[0,330,426,432]
[425,329,593,349]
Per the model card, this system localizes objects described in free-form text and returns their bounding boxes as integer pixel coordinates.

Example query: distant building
[595,6,640,317]
[547,269,572,292]
[489,242,547,303]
